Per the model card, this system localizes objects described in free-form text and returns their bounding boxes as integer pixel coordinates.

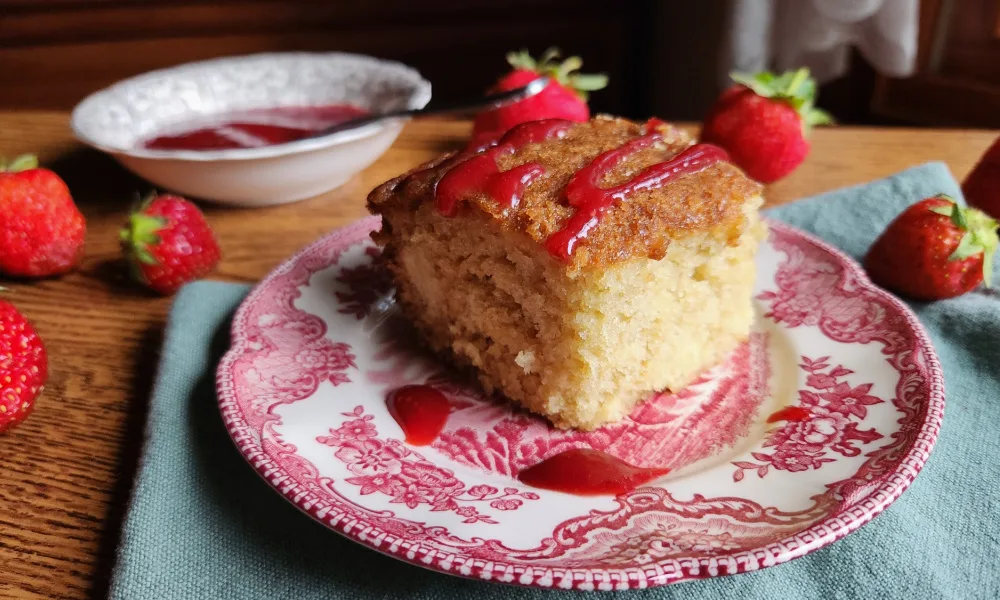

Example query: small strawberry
[962,135,1000,220]
[701,68,833,184]
[864,195,998,301]
[0,154,86,278]
[120,194,221,295]
[471,47,608,144]
[0,299,47,433]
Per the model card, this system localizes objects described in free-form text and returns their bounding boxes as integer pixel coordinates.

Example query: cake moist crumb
[515,350,536,374]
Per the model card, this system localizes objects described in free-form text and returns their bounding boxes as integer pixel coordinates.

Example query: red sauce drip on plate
[544,142,729,261]
[142,104,369,150]
[435,119,573,215]
[517,448,670,496]
[387,385,450,446]
[766,406,811,423]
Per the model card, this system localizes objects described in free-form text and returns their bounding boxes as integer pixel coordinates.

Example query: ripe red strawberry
[0,299,47,433]
[120,194,221,295]
[962,135,1000,220]
[0,154,86,278]
[470,48,607,144]
[701,69,833,184]
[864,195,998,300]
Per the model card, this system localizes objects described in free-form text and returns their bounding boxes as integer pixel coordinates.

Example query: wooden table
[0,114,995,599]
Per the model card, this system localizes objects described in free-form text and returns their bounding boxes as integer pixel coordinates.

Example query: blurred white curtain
[723,0,920,84]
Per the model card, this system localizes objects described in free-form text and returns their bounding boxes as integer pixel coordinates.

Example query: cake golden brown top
[367,116,762,270]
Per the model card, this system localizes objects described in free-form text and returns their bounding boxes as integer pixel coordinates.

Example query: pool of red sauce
[142,104,368,151]
[429,117,729,260]
[766,406,811,423]
[386,385,451,446]
[517,449,671,496]
[386,384,670,495]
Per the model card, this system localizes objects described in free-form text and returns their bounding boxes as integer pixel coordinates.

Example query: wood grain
[0,114,997,599]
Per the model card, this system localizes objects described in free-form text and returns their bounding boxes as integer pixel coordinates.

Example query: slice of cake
[367,116,764,430]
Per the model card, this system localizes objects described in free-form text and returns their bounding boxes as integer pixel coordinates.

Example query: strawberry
[119,194,221,295]
[701,69,833,184]
[471,47,607,144]
[864,195,998,300]
[0,154,86,278]
[0,299,47,433]
[962,135,1000,220]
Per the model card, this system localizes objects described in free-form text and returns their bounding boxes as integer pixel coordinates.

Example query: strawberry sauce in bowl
[71,52,431,206]
[141,105,370,151]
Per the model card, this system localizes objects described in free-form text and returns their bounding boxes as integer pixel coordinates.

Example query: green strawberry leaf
[949,232,980,260]
[505,49,537,71]
[928,195,958,217]
[556,55,583,80]
[951,202,969,230]
[569,73,609,91]
[785,68,809,97]
[933,199,1000,287]
[805,107,835,126]
[135,247,159,266]
[508,48,607,99]
[0,154,39,173]
[966,207,999,287]
[135,191,159,214]
[538,47,561,66]
[730,68,834,129]
[120,213,166,267]
[730,71,779,98]
[797,77,817,101]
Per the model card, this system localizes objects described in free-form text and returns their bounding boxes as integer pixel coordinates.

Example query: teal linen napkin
[110,162,1000,600]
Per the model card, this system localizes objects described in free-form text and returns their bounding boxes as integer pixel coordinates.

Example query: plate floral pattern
[216,217,943,590]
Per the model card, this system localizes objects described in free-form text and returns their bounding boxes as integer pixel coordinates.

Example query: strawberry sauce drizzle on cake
[435,119,573,215]
[432,117,730,260]
[545,142,729,260]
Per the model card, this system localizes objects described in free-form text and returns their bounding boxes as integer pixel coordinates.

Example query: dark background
[1,0,999,126]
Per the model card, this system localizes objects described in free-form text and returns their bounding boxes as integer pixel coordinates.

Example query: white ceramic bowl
[71,52,431,207]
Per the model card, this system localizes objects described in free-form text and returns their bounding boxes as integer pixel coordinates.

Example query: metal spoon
[305,77,550,139]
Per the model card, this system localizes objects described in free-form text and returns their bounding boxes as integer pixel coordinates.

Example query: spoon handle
[307,77,550,139]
